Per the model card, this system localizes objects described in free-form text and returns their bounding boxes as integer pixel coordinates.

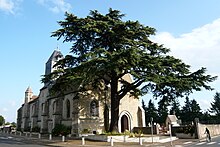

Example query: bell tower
[44,48,63,85]
[25,86,33,103]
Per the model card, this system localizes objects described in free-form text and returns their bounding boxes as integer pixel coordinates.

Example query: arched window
[66,99,71,118]
[41,103,45,113]
[53,101,56,113]
[90,100,99,117]
[32,104,35,116]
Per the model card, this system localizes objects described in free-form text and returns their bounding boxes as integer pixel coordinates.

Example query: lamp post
[151,117,153,144]
[169,123,173,147]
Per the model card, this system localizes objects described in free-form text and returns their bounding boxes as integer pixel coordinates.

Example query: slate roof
[167,115,178,122]
[46,49,63,63]
[25,86,32,93]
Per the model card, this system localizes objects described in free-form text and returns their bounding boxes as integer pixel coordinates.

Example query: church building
[17,49,146,135]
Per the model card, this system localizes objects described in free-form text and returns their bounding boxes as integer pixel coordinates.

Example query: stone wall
[197,123,220,139]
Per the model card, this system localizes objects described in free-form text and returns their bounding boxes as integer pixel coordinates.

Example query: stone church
[17,49,145,135]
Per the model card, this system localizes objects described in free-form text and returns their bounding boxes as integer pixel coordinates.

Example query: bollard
[20,132,22,136]
[169,124,173,147]
[110,137,114,146]
[123,135,126,142]
[25,132,28,136]
[30,132,32,137]
[38,133,41,139]
[62,136,65,142]
[82,136,85,146]
[49,134,52,140]
[139,137,143,145]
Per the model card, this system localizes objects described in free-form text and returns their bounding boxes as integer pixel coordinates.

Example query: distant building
[166,115,180,128]
[17,49,145,135]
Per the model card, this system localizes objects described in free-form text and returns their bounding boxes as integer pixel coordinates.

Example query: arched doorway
[121,115,129,132]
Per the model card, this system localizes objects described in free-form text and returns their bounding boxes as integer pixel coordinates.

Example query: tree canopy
[0,115,5,126]
[142,99,158,125]
[43,9,217,132]
[210,92,220,116]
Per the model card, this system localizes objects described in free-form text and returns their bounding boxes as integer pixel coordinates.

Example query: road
[185,136,220,147]
[1,132,220,147]
[159,135,220,147]
[0,133,50,147]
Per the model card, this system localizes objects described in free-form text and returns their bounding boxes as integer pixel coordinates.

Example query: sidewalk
[3,132,181,147]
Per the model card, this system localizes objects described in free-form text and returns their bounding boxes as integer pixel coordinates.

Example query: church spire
[56,42,60,51]
[25,86,33,103]
[44,47,64,85]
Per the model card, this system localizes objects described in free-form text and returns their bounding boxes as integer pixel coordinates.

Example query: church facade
[17,49,145,135]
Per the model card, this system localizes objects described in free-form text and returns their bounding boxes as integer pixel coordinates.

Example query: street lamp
[150,117,153,144]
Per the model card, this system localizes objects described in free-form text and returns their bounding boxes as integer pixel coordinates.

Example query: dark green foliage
[176,125,195,136]
[190,99,202,116]
[16,128,21,132]
[180,97,191,123]
[210,92,220,116]
[10,122,16,128]
[43,8,217,132]
[180,97,202,123]
[142,100,158,125]
[157,99,169,125]
[24,126,31,132]
[5,122,10,125]
[200,111,216,123]
[169,99,181,117]
[202,92,220,123]
[52,124,71,136]
[31,126,40,132]
[0,115,5,126]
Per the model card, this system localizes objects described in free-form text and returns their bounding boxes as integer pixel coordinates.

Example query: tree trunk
[104,104,109,132]
[109,74,119,132]
[109,96,119,132]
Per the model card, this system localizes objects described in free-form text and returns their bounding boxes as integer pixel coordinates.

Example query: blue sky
[1,0,220,122]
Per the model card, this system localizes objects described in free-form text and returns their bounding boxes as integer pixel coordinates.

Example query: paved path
[4,132,213,147]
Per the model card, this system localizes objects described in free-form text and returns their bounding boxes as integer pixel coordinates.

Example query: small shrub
[24,127,31,132]
[101,131,122,136]
[81,128,90,134]
[184,125,195,136]
[31,126,40,132]
[124,130,130,135]
[176,127,184,133]
[176,125,195,136]
[52,124,71,136]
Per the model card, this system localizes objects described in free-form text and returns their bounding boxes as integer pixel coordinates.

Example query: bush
[176,125,195,136]
[24,127,31,132]
[81,128,90,134]
[184,125,195,136]
[52,124,71,136]
[31,126,40,132]
[101,131,122,136]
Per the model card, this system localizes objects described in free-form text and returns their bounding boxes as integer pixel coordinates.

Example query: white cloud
[152,18,220,110]
[0,0,22,14]
[0,0,15,14]
[153,18,220,76]
[2,108,8,112]
[37,0,71,13]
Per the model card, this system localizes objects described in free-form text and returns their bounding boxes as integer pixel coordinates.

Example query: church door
[121,115,129,132]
